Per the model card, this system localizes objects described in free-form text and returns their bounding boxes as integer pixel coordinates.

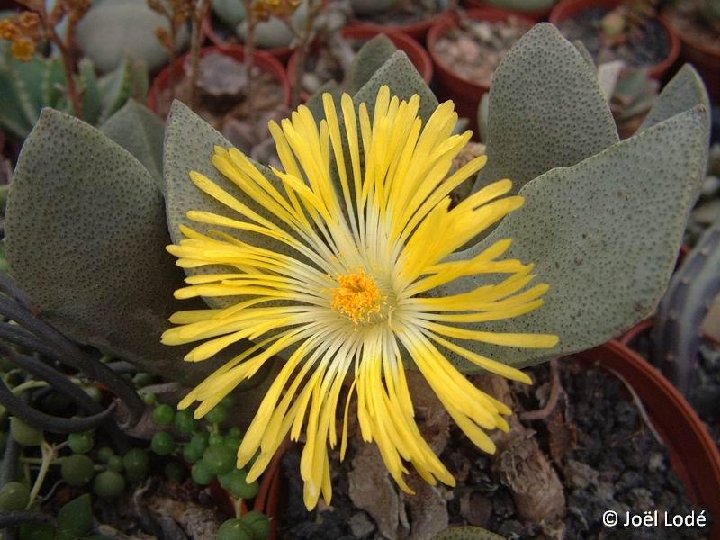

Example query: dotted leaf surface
[101,100,165,190]
[3,109,204,383]
[353,51,438,122]
[474,24,617,192]
[348,34,398,94]
[640,65,710,132]
[439,107,709,371]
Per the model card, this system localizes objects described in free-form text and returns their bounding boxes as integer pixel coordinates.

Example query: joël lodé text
[620,509,708,528]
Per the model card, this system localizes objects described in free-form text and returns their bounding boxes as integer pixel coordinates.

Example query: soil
[555,8,670,69]
[432,17,533,86]
[278,358,710,539]
[354,0,444,26]
[153,52,289,167]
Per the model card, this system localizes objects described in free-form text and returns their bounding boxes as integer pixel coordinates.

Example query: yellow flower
[163,86,558,509]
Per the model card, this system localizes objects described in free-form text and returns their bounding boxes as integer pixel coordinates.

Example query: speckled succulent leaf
[348,34,398,94]
[4,108,193,382]
[474,24,617,192]
[165,101,238,248]
[432,527,506,540]
[353,51,438,122]
[101,100,165,189]
[305,80,343,121]
[640,65,710,132]
[572,39,595,69]
[164,101,294,308]
[438,107,709,371]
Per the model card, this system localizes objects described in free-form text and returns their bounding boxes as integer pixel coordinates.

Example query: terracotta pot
[201,10,293,64]
[427,8,534,135]
[253,438,292,540]
[549,0,680,80]
[287,26,433,103]
[662,8,720,104]
[147,46,291,116]
[573,341,720,539]
[350,8,450,42]
[463,0,555,21]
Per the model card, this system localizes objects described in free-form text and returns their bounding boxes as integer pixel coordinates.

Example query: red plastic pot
[253,438,292,540]
[350,8,450,42]
[549,0,680,80]
[201,10,293,64]
[147,46,291,117]
[427,8,534,135]
[662,8,720,104]
[287,26,433,103]
[573,341,720,539]
[463,0,555,21]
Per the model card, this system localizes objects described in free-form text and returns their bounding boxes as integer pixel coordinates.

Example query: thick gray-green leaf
[101,100,165,188]
[353,51,438,122]
[164,101,297,308]
[4,109,205,384]
[348,34,398,94]
[305,80,343,122]
[474,24,617,192]
[640,64,710,132]
[572,40,595,70]
[439,107,709,371]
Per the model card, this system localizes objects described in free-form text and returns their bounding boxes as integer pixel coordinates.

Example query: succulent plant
[211,0,308,49]
[1,22,709,442]
[76,0,189,73]
[653,217,720,395]
[432,527,506,540]
[0,31,709,506]
[0,42,148,140]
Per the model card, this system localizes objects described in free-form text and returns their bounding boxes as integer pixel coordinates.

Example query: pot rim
[147,45,291,115]
[573,339,720,538]
[548,0,681,79]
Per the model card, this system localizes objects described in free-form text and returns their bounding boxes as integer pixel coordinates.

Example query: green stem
[26,441,53,508]
[11,381,48,396]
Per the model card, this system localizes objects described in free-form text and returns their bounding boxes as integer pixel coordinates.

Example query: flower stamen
[331,270,383,324]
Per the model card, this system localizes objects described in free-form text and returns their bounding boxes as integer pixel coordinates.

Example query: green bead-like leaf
[348,34,398,94]
[57,494,93,540]
[440,106,709,370]
[101,100,165,189]
[4,109,197,382]
[432,526,506,540]
[474,24,617,192]
[353,51,438,122]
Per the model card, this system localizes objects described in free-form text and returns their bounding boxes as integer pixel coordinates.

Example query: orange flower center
[331,271,383,324]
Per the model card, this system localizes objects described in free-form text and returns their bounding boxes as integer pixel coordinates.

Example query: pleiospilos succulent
[2,23,710,492]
